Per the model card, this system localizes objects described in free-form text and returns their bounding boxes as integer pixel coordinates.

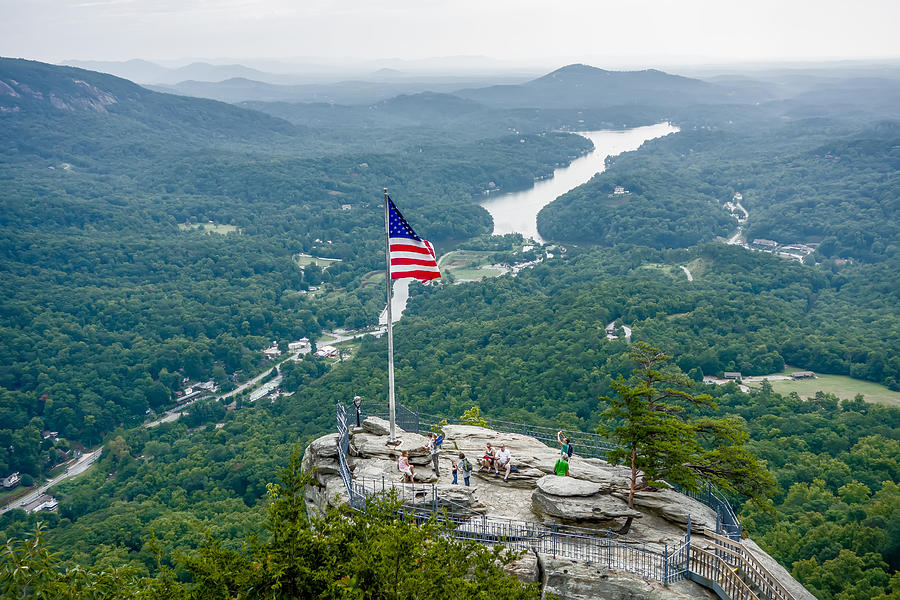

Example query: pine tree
[599,342,775,512]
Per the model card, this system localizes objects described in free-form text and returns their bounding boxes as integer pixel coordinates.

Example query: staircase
[687,529,797,600]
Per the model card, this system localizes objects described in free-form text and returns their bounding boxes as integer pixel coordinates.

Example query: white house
[288,338,311,351]
[2,472,20,489]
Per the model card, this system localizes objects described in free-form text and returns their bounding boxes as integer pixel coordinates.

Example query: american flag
[388,197,441,281]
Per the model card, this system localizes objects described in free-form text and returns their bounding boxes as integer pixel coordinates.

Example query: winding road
[0,449,102,515]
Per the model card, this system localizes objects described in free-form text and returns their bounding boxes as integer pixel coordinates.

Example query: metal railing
[349,402,420,435]
[419,412,619,460]
[669,480,742,541]
[689,544,762,600]
[702,531,797,600]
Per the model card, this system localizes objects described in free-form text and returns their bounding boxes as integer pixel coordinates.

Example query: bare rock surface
[506,550,539,583]
[541,557,717,600]
[350,430,431,464]
[361,416,392,436]
[612,489,717,532]
[536,474,604,497]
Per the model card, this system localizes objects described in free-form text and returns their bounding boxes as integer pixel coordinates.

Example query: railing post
[551,523,558,558]
[685,515,692,578]
[664,544,669,584]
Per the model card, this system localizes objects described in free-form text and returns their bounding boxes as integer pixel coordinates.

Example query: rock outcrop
[304,417,813,600]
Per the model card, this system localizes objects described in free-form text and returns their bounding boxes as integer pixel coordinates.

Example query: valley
[0,56,898,600]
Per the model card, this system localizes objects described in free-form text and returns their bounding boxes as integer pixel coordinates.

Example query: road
[727,226,745,245]
[323,327,386,344]
[680,266,693,281]
[0,449,102,515]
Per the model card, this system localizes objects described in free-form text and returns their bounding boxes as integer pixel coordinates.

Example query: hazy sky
[2,0,899,68]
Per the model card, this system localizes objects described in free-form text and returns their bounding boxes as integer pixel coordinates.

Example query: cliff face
[303,418,813,600]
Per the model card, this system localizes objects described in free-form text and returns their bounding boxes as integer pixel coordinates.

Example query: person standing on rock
[554,453,570,477]
[496,444,512,482]
[398,450,415,483]
[457,452,472,486]
[557,431,573,458]
[428,432,442,476]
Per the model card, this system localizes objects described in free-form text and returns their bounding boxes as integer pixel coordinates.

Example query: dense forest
[1,57,899,599]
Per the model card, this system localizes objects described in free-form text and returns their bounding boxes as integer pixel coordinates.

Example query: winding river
[481,122,679,242]
[383,122,679,322]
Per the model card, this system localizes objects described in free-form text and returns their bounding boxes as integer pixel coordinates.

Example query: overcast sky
[2,0,899,69]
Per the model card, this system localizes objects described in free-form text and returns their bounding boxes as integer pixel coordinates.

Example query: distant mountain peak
[537,64,611,82]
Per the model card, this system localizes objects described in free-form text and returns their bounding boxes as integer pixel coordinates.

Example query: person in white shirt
[495,444,512,482]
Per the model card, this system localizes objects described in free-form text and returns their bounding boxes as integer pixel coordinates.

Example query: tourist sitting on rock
[479,443,497,473]
[554,453,570,477]
[398,450,415,483]
[557,431,574,458]
[496,443,512,482]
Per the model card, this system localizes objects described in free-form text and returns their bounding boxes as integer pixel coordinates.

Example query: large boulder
[361,416,393,436]
[350,431,431,464]
[532,475,641,523]
[536,475,604,497]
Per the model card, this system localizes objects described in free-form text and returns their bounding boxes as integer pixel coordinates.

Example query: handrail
[704,532,797,600]
[690,545,762,600]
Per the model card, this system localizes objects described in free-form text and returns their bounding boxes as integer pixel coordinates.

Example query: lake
[480,122,679,242]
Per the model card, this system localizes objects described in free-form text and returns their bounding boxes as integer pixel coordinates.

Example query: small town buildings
[724,372,743,380]
[733,192,743,201]
[32,495,58,512]
[288,338,311,351]
[41,430,59,441]
[177,388,204,404]
[196,380,218,393]
[791,371,816,379]
[314,345,338,358]
[263,341,282,360]
[752,239,778,249]
[341,204,352,211]
[613,185,627,195]
[2,472,20,489]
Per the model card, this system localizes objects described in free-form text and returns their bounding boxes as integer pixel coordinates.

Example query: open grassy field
[746,368,900,408]
[639,263,680,277]
[452,267,503,281]
[178,222,241,234]
[439,250,504,281]
[293,254,343,268]
[359,270,386,290]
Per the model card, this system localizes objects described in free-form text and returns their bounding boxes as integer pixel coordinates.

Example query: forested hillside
[0,58,592,476]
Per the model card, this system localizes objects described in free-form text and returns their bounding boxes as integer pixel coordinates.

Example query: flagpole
[383,188,399,444]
